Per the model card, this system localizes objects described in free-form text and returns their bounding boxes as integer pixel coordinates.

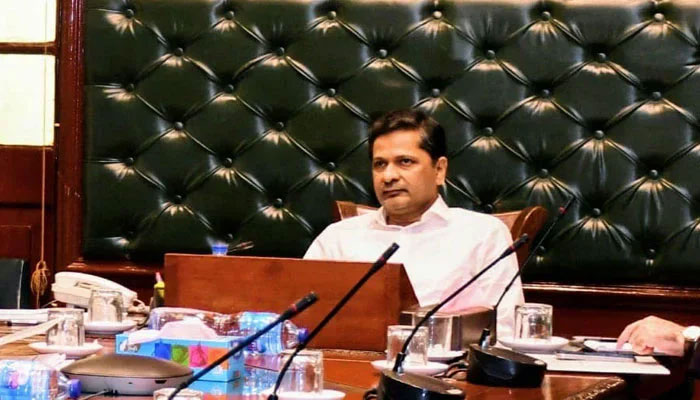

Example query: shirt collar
[371,195,450,229]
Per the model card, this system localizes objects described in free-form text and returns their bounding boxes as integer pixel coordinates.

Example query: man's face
[371,129,447,226]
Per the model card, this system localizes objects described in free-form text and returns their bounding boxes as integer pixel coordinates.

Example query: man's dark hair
[368,109,447,162]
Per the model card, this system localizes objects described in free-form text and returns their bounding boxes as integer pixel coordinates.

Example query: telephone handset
[51,271,139,309]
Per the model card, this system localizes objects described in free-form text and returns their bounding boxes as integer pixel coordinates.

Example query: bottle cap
[68,379,81,398]
[297,327,309,343]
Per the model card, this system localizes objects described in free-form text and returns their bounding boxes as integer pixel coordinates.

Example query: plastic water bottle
[0,360,81,400]
[149,308,308,355]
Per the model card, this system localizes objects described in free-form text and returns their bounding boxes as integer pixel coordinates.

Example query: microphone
[167,292,318,400]
[378,235,529,400]
[268,243,399,400]
[467,197,575,388]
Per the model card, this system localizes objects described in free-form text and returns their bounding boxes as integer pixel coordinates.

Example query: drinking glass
[277,349,324,393]
[46,308,85,347]
[386,325,428,365]
[88,288,124,323]
[514,303,553,340]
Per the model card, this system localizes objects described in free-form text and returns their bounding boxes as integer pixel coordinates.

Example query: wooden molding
[55,0,85,271]
[0,43,56,55]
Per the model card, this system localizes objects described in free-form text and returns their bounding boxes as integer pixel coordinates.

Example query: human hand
[616,316,686,356]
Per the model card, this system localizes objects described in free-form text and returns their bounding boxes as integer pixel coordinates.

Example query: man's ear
[435,156,448,186]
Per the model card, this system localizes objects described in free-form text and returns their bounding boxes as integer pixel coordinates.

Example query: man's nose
[382,164,399,183]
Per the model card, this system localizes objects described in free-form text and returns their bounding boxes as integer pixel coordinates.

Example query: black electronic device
[61,354,192,395]
[168,292,318,400]
[466,344,546,387]
[377,235,529,400]
[466,198,574,388]
[268,243,400,400]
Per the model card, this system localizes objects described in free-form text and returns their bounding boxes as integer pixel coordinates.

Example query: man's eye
[373,161,386,168]
[400,158,414,165]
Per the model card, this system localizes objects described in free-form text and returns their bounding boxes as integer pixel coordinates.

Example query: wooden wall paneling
[0,225,32,260]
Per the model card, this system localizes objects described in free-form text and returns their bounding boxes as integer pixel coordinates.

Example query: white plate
[85,319,137,334]
[29,341,102,358]
[498,336,569,352]
[428,350,464,362]
[261,389,345,400]
[370,360,448,376]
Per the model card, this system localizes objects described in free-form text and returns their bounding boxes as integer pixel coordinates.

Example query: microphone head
[294,292,318,314]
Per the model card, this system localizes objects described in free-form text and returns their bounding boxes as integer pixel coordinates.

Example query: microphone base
[466,343,546,388]
[377,370,465,400]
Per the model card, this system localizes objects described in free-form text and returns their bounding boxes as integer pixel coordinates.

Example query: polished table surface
[0,325,627,400]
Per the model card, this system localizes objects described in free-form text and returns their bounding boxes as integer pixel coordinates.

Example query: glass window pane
[0,54,55,146]
[0,0,56,42]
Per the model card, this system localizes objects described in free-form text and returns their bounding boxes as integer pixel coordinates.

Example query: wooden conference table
[0,326,628,400]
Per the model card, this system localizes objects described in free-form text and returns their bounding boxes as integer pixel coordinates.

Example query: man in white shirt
[304,109,524,339]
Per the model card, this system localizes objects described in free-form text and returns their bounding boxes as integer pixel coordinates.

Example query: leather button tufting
[654,13,665,22]
[541,11,551,21]
[594,130,605,139]
[651,91,662,100]
[174,121,184,131]
[124,8,135,18]
[647,248,657,257]
[433,11,443,19]
[596,53,607,62]
[125,83,135,92]
[173,195,183,203]
[484,204,494,213]
[539,168,549,178]
[649,169,659,179]
[225,84,235,93]
[483,127,493,136]
[378,49,388,59]
[592,208,601,217]
[173,47,184,57]
[431,88,440,98]
[485,50,496,60]
[274,198,284,208]
[537,246,546,255]
[125,157,135,166]
[541,89,551,97]
[327,11,337,20]
[326,162,336,171]
[276,47,285,56]
[127,231,135,238]
[275,121,285,131]
[223,157,233,167]
[225,10,235,20]
[226,233,234,240]
[326,88,336,97]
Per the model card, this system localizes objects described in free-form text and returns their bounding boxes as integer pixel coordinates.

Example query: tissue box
[115,333,245,382]
[190,379,242,400]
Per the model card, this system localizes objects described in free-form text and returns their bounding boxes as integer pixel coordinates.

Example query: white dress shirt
[304,196,524,340]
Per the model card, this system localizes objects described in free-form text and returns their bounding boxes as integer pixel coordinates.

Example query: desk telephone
[51,272,138,309]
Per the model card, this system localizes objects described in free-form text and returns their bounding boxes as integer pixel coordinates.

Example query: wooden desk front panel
[164,254,416,351]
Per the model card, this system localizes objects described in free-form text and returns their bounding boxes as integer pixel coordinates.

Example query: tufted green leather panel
[84,0,700,286]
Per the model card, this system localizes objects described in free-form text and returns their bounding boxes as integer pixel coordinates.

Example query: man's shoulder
[446,207,510,232]
[320,211,377,233]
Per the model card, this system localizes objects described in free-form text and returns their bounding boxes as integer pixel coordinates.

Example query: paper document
[528,353,670,375]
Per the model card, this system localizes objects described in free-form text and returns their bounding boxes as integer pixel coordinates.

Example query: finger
[617,321,641,349]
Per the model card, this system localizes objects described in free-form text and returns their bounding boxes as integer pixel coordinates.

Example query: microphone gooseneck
[268,243,400,400]
[167,292,318,400]
[392,233,529,373]
[491,197,575,318]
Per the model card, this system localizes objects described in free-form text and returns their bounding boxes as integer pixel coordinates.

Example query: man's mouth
[383,189,406,198]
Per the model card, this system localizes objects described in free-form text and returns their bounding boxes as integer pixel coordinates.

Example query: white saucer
[261,389,345,400]
[85,319,137,334]
[29,341,102,358]
[498,336,569,352]
[370,360,448,376]
[428,350,464,362]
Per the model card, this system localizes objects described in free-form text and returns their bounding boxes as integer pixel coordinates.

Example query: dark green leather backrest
[83,0,700,286]
[0,258,31,309]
